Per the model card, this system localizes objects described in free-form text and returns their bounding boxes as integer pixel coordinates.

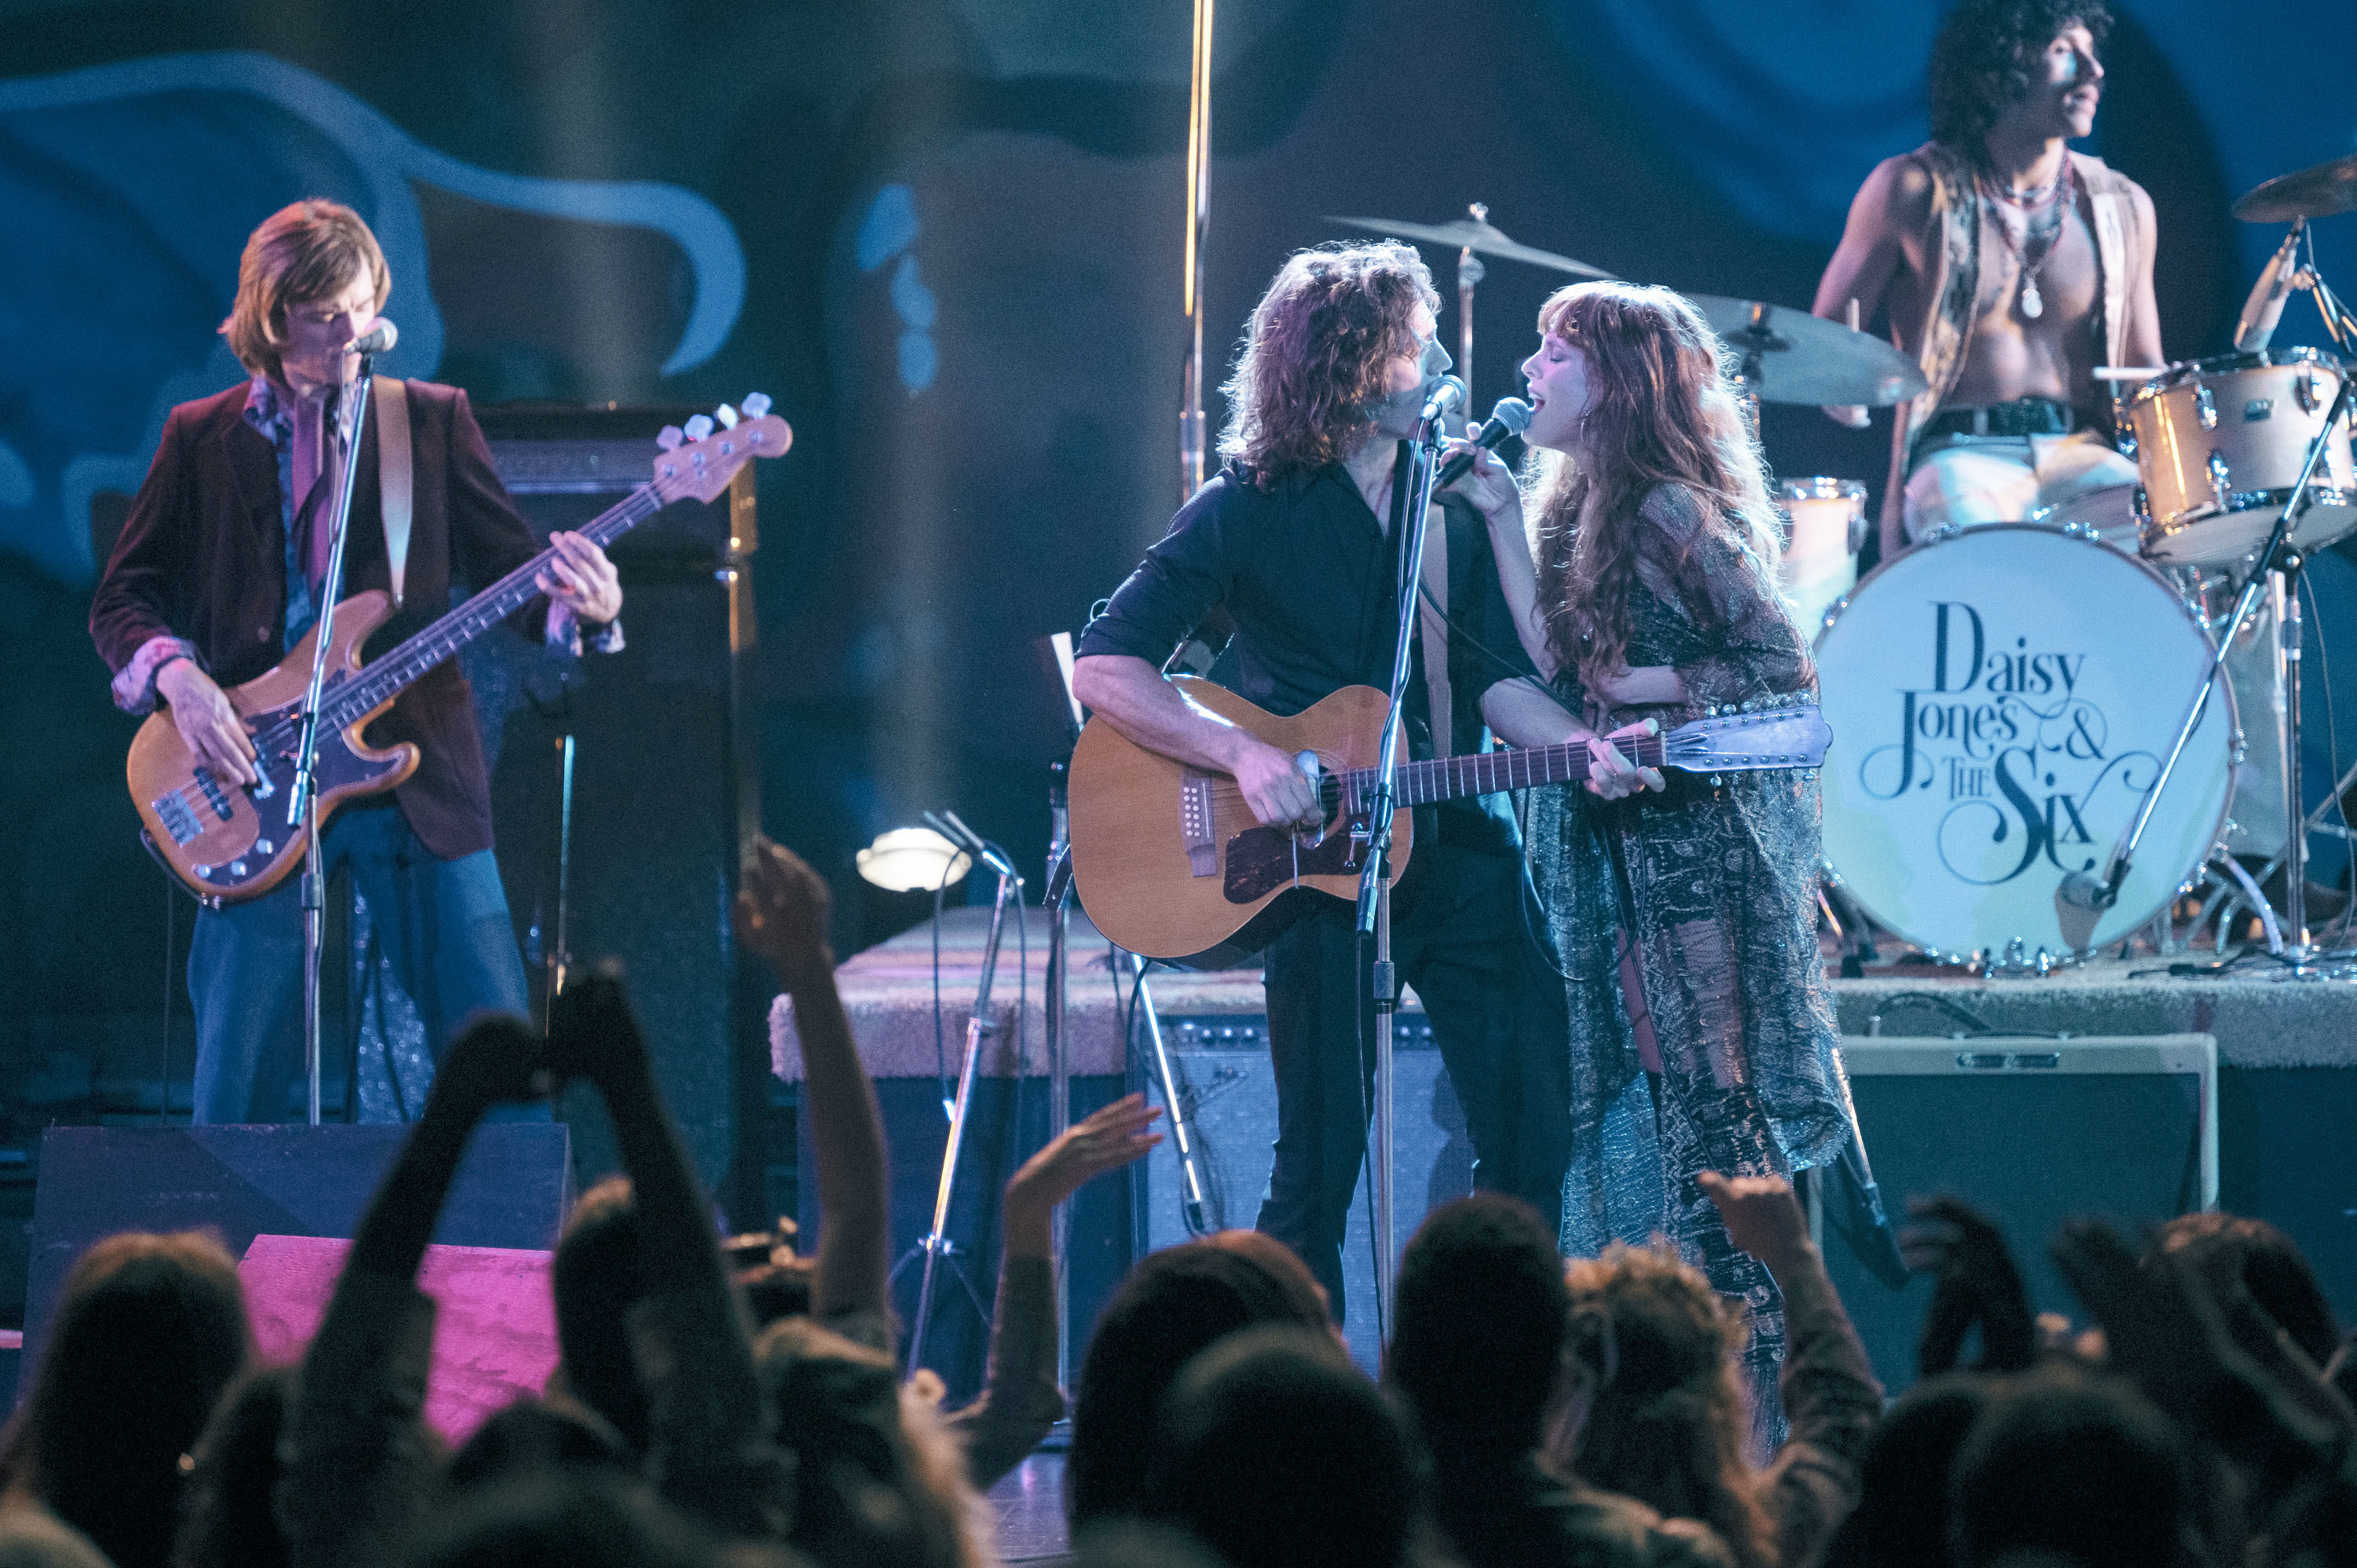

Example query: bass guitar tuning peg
[714,403,739,429]
[684,414,714,441]
[741,393,772,419]
[656,426,685,451]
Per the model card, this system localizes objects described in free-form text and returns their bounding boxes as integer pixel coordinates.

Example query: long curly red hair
[1526,283,1783,703]
[1218,242,1439,489]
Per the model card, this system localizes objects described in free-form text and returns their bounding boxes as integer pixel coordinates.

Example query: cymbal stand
[893,811,1020,1376]
[1457,203,1486,407]
[290,358,379,1127]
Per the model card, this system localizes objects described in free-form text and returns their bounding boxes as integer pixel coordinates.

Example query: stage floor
[774,905,2357,1081]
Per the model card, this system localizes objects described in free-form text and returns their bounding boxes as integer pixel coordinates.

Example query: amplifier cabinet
[462,405,768,1222]
[1135,1013,1461,1366]
[1826,1033,2216,1394]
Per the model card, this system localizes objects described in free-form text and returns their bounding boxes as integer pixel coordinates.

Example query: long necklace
[1981,156,2075,321]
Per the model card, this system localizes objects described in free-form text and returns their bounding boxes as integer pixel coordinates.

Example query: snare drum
[2129,348,2357,565]
[1815,523,2236,959]
[1776,477,1866,634]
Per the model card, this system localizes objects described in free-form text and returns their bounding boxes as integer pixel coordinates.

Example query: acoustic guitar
[128,398,790,903]
[1067,676,1832,962]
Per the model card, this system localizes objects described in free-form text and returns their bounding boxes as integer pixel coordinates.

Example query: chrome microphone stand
[289,356,379,1127]
[894,811,1020,1376]
[1354,384,1455,1328]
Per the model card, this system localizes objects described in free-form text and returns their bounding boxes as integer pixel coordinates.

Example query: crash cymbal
[1325,214,1612,278]
[1689,294,1928,406]
[2234,152,2357,223]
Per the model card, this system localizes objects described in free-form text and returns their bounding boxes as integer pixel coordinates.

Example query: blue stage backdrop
[4,0,2355,1144]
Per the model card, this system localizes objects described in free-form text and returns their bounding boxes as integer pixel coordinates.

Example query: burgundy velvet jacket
[90,379,552,863]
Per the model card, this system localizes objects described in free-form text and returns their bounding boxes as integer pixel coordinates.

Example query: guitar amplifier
[1135,1009,1464,1367]
[1824,1033,2216,1395]
[454,404,770,1223]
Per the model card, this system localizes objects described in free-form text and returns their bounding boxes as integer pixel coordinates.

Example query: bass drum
[1815,524,2236,959]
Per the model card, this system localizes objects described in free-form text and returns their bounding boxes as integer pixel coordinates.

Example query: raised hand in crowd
[1696,1170,1813,1277]
[280,1013,552,1568]
[732,834,889,1327]
[1003,1093,1164,1261]
[548,972,792,1542]
[2051,1216,2347,1522]
[1901,1194,2036,1377]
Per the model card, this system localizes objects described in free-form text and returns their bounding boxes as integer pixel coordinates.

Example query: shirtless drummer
[1813,0,2163,560]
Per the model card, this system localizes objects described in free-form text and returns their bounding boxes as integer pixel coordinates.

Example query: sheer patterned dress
[1527,483,1857,1449]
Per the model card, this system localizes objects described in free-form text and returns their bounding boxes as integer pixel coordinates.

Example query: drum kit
[1340,156,2357,978]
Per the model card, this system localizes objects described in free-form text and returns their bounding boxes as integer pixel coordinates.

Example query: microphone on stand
[1435,397,1534,485]
[1418,375,1467,424]
[2233,222,2305,352]
[349,321,399,356]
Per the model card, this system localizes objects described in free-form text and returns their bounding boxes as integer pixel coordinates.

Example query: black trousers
[1255,826,1571,1317]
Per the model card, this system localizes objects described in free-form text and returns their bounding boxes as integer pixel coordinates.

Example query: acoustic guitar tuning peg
[714,403,739,429]
[657,426,685,451]
[684,414,715,441]
[741,393,772,419]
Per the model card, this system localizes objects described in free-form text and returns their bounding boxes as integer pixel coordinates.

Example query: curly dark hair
[1927,0,2112,152]
[1218,242,1438,489]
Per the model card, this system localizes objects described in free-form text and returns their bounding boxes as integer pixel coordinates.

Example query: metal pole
[2280,570,2311,956]
[1179,0,1214,502]
[293,365,377,1127]
[1372,874,1395,1331]
[549,732,577,1003]
[1457,203,1486,411]
[907,865,1017,1375]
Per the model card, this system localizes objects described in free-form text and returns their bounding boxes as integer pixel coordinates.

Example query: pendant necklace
[1982,156,2074,321]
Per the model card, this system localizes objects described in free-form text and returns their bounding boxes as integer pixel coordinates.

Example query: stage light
[854,826,971,893]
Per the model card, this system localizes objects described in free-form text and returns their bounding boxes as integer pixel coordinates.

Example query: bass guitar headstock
[1659,704,1832,772]
[651,394,793,504]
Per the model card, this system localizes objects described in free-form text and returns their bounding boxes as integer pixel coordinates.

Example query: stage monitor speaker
[1824,1034,2216,1395]
[1135,1013,1464,1366]
[22,1123,573,1393]
[467,405,768,1223]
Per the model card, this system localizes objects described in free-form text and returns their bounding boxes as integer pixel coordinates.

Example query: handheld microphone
[1418,375,1467,423]
[1436,397,1534,485]
[349,321,399,356]
[2233,222,2304,353]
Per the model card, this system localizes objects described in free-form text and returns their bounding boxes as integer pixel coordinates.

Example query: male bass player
[90,199,623,1124]
[1072,241,1641,1311]
[1813,0,2161,558]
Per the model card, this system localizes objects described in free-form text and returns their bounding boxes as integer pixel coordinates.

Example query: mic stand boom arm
[2073,371,2353,927]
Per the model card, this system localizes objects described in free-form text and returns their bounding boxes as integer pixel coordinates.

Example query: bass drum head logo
[1815,525,2233,956]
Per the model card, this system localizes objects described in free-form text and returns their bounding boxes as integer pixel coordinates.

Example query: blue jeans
[187,798,533,1124]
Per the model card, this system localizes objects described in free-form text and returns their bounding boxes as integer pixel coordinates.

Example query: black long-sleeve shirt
[1076,458,1541,846]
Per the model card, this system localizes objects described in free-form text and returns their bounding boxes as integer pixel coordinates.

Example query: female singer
[1445,280,1857,1445]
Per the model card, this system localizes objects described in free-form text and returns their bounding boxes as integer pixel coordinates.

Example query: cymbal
[2234,152,2357,222]
[1689,294,1928,406]
[1325,214,1612,278]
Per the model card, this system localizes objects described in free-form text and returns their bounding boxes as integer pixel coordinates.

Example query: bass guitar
[1067,676,1831,962]
[129,397,790,902]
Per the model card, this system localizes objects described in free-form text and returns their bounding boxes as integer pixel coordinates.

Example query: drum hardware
[1776,478,1868,634]
[2232,150,2357,224]
[2069,368,2355,976]
[1691,294,1927,408]
[2128,348,2357,566]
[1327,208,1610,437]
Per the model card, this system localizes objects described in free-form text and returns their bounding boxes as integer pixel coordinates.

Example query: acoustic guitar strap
[373,375,414,606]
